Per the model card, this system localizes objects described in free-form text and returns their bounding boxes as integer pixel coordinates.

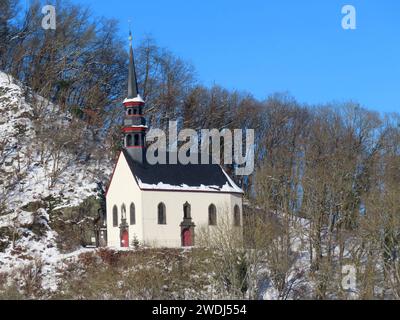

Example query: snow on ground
[0,210,33,228]
[0,205,101,292]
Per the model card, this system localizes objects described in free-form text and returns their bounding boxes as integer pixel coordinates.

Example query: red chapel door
[182,228,192,247]
[121,230,129,248]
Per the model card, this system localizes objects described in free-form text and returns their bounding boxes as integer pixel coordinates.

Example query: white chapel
[105,33,243,248]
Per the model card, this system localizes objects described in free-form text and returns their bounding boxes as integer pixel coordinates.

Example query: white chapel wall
[141,190,243,248]
[106,153,144,247]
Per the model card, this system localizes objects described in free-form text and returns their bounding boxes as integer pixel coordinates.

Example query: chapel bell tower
[122,31,147,164]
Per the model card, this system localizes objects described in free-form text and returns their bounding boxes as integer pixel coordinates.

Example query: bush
[50,196,100,253]
[97,248,121,267]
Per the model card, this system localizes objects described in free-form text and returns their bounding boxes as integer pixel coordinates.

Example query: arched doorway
[180,202,195,247]
[121,230,129,248]
[182,228,192,247]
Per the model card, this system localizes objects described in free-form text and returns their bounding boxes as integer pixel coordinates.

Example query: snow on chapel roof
[123,95,145,104]
[122,150,243,194]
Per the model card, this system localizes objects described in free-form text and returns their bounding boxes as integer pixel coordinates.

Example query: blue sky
[67,0,399,113]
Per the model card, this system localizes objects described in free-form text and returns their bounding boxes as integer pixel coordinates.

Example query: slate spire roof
[127,31,139,99]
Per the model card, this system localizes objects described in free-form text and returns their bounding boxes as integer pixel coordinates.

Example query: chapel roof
[122,149,243,194]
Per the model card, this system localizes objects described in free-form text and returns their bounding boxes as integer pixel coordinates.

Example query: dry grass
[53,248,219,300]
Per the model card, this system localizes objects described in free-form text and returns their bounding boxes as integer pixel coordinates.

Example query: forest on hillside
[1,0,400,299]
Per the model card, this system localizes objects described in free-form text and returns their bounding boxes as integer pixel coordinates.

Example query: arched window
[208,204,217,226]
[183,202,191,219]
[158,203,166,225]
[113,205,118,227]
[130,203,136,225]
[234,205,241,227]
[126,134,133,147]
[133,108,138,115]
[134,134,140,146]
[127,108,132,115]
[121,203,126,220]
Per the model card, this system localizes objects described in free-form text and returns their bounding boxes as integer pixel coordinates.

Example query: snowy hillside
[0,72,111,211]
[0,72,112,293]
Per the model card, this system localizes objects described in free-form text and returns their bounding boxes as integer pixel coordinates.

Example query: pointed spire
[127,30,139,99]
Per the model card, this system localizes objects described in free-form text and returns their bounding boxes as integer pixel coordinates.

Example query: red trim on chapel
[123,101,145,107]
[122,127,148,133]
